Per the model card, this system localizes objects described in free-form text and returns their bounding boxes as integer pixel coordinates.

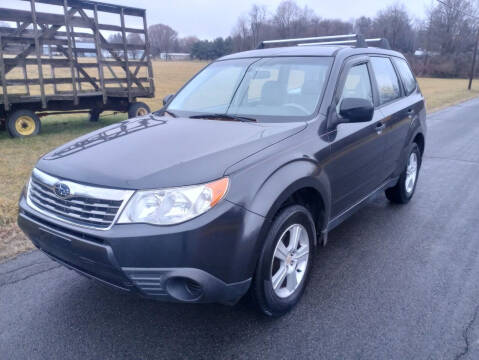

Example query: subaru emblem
[54,182,71,199]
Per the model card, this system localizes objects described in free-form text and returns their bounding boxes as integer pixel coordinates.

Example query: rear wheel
[128,102,150,118]
[7,110,41,138]
[251,205,315,317]
[385,143,421,204]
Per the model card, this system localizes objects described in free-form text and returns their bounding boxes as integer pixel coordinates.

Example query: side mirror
[339,98,374,123]
[163,94,174,106]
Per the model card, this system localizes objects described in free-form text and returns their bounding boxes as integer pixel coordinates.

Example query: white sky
[9,0,433,39]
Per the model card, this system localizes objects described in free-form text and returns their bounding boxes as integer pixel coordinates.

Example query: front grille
[27,168,133,230]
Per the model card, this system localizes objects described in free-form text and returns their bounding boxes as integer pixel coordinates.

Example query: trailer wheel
[7,110,41,138]
[88,109,101,122]
[128,102,150,118]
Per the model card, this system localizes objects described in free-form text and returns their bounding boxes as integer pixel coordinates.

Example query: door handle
[407,108,414,118]
[375,122,385,134]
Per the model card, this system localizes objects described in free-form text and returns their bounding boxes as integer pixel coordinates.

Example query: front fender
[227,157,331,234]
[252,160,330,222]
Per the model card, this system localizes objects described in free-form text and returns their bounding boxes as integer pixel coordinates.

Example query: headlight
[118,178,229,225]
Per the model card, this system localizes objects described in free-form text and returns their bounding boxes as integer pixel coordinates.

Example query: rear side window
[370,57,401,105]
[394,58,417,95]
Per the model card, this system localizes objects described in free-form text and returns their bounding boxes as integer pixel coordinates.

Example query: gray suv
[18,35,426,316]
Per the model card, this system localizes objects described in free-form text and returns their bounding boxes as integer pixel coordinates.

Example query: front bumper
[18,194,263,304]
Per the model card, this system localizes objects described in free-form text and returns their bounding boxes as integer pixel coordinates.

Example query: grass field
[1,61,479,260]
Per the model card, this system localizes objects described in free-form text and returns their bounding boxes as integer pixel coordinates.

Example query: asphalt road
[2,98,479,360]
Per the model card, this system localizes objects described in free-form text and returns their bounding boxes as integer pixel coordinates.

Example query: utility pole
[469,27,479,90]
[437,0,479,90]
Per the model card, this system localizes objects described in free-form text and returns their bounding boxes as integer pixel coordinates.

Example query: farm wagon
[0,0,155,137]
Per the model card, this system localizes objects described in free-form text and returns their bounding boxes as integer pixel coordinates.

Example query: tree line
[145,0,479,77]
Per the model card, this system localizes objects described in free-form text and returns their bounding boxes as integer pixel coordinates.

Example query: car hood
[37,114,306,189]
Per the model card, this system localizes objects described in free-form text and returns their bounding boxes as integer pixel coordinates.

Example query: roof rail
[298,37,391,50]
[256,34,391,50]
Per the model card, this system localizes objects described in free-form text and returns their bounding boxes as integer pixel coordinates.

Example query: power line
[436,0,479,90]
[435,0,479,21]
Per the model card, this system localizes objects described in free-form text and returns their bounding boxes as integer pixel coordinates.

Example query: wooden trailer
[0,0,155,137]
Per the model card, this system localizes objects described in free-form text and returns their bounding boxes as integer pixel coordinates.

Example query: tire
[6,110,41,138]
[251,205,316,317]
[385,143,421,204]
[88,109,101,122]
[128,102,150,118]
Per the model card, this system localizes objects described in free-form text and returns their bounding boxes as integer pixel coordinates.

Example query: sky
[12,0,433,39]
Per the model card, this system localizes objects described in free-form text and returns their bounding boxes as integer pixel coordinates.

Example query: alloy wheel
[405,152,418,194]
[270,224,310,298]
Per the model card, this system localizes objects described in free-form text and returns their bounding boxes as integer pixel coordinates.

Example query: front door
[325,57,387,218]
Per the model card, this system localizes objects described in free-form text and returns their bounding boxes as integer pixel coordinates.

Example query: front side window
[167,56,333,122]
[370,57,401,105]
[336,63,373,115]
[340,63,373,103]
[393,58,417,95]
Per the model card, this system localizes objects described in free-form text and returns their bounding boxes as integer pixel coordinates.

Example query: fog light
[166,277,203,301]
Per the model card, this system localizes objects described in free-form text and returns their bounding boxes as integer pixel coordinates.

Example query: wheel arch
[413,132,425,156]
[247,159,331,249]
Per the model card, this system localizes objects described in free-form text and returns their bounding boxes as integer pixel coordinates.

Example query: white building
[159,53,191,61]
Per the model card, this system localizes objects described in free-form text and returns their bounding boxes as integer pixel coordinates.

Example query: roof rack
[256,34,391,50]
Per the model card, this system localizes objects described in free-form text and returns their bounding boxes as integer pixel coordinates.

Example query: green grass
[0,113,127,224]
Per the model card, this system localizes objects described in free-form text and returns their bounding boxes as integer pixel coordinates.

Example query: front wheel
[251,205,315,317]
[385,143,421,204]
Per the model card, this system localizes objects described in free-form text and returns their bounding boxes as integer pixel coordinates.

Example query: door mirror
[339,98,374,123]
[163,94,174,106]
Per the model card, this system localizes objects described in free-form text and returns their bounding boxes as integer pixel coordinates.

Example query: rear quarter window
[393,58,417,95]
[370,57,401,105]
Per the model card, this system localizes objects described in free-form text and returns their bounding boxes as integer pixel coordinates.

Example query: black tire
[6,110,41,138]
[88,109,101,122]
[251,205,316,317]
[385,143,421,204]
[128,102,150,118]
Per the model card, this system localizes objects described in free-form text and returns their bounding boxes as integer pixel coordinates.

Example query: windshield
[167,56,333,122]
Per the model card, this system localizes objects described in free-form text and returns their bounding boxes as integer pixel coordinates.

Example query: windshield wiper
[189,113,256,122]
[163,110,177,118]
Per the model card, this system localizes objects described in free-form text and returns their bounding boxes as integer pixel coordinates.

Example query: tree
[428,0,476,55]
[231,1,352,52]
[372,4,415,53]
[148,24,178,57]
[232,16,251,52]
[273,0,302,38]
[107,33,123,57]
[314,19,353,36]
[354,16,374,37]
[127,33,144,60]
[177,36,200,53]
[249,5,268,48]
[190,37,234,60]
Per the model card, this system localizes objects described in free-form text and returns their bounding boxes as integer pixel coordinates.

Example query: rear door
[326,57,387,218]
[369,56,414,180]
